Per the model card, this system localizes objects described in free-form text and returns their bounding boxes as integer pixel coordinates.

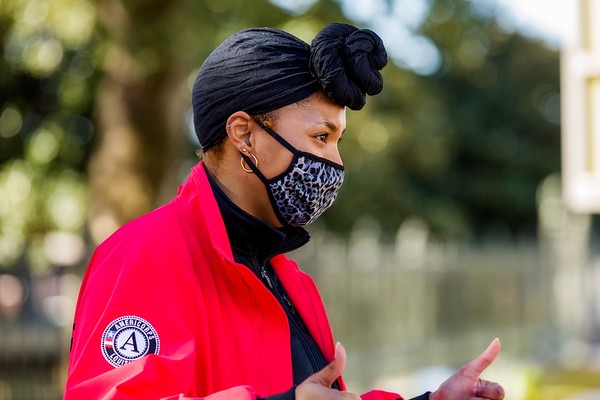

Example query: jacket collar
[174,162,309,264]
[206,167,309,267]
[174,162,234,261]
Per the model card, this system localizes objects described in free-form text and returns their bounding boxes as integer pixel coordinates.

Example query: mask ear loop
[251,116,299,154]
[240,148,258,173]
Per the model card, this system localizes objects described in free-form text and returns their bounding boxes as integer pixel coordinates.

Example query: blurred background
[0,0,599,399]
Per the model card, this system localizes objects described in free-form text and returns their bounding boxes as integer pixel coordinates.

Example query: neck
[202,158,283,228]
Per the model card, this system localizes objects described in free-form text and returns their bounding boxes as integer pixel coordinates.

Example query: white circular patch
[101,316,160,368]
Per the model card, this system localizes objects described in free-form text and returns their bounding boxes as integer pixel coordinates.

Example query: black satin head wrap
[192,23,387,151]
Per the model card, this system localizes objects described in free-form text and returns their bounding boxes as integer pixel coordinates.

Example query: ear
[225,111,256,152]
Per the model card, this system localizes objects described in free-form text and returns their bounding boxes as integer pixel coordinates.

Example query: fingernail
[334,342,341,354]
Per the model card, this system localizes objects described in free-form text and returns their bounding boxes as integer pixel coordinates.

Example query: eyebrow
[320,120,346,135]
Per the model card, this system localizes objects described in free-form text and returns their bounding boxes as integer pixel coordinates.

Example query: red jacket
[65,162,402,400]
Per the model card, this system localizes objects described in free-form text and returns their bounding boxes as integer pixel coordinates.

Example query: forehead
[275,92,346,130]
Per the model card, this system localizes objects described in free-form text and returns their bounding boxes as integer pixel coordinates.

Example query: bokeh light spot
[27,127,60,164]
[23,0,49,27]
[3,161,32,204]
[0,274,25,308]
[359,121,390,154]
[0,105,23,138]
[22,37,64,77]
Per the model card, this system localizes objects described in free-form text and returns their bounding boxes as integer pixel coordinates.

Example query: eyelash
[313,133,343,144]
[315,133,328,142]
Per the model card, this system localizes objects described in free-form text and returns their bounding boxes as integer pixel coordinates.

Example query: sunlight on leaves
[0,105,23,139]
[59,73,90,112]
[47,0,96,49]
[46,172,87,231]
[26,126,61,165]
[21,36,64,77]
[3,0,96,77]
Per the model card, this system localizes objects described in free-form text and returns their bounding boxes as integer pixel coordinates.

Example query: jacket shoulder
[98,203,181,252]
[88,202,188,278]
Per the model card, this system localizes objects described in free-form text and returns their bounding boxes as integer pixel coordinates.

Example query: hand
[295,342,361,400]
[430,338,505,400]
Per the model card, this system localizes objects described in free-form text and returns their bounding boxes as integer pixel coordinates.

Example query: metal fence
[291,227,560,392]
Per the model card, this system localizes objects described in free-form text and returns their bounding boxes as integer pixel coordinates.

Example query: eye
[314,133,328,143]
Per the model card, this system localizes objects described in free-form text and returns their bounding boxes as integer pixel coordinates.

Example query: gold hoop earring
[240,149,258,173]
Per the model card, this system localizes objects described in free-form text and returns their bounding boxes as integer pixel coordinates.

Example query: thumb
[310,342,347,387]
[463,338,501,377]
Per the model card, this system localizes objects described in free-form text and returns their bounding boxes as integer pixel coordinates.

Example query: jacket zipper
[262,263,327,381]
[260,265,274,289]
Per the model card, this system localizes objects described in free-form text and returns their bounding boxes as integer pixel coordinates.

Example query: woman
[64,23,505,400]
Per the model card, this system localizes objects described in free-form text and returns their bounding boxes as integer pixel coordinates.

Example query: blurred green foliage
[0,0,560,271]
[523,368,600,400]
[0,0,94,271]
[325,0,560,241]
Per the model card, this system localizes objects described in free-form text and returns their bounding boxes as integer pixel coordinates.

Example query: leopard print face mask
[241,117,345,227]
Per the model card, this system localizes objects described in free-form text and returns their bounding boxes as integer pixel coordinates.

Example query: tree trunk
[88,0,188,244]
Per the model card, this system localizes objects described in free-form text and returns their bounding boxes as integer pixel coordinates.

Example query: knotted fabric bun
[192,23,387,151]
[310,23,387,111]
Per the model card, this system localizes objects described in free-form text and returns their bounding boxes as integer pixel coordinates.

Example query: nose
[328,144,343,166]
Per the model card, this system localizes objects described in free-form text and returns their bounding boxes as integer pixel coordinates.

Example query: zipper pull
[261,265,274,289]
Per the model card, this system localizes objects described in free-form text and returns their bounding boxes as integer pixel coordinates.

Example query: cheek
[258,143,294,179]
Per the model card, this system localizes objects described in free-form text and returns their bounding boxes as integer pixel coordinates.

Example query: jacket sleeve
[361,390,405,400]
[63,231,262,400]
[66,369,258,400]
